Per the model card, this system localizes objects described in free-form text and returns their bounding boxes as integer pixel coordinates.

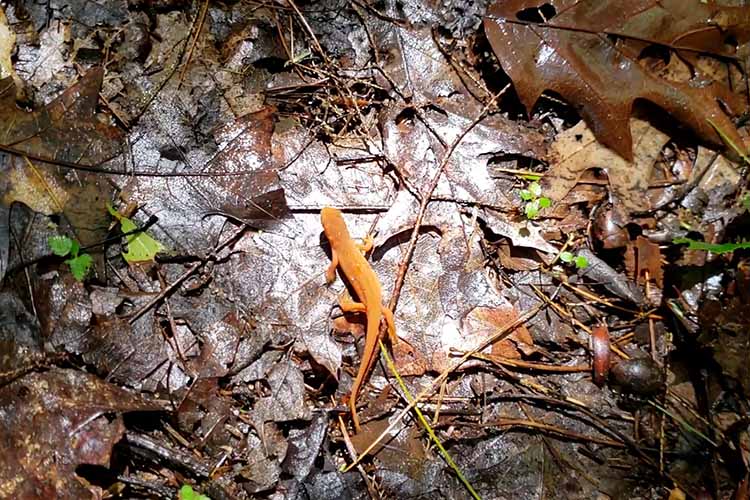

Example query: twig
[179,0,210,85]
[126,224,248,324]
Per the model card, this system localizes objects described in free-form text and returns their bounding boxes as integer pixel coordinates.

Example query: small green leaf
[519,189,533,201]
[66,253,92,281]
[108,203,165,263]
[529,181,542,198]
[559,251,574,263]
[574,256,589,269]
[524,200,540,219]
[538,197,551,209]
[48,235,73,257]
[179,485,211,500]
[742,194,750,212]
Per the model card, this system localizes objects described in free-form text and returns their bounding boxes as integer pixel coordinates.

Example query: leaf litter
[0,0,750,499]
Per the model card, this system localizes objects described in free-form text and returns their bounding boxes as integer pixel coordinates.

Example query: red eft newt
[321,207,397,432]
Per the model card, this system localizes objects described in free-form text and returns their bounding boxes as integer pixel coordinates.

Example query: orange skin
[321,207,397,432]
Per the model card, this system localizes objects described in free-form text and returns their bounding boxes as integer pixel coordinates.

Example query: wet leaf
[0,68,124,281]
[254,359,310,423]
[484,0,749,160]
[304,331,342,380]
[281,413,328,481]
[578,248,645,305]
[118,106,288,256]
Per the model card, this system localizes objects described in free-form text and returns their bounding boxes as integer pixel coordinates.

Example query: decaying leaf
[463,305,534,359]
[484,0,749,160]
[0,7,23,98]
[625,235,664,288]
[118,106,288,255]
[0,369,158,499]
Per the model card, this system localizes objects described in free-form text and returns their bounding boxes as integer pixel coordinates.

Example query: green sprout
[519,181,551,219]
[179,485,211,500]
[673,237,750,254]
[48,235,92,281]
[559,251,589,269]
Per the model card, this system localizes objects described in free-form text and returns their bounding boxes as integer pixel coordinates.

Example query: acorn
[609,357,665,396]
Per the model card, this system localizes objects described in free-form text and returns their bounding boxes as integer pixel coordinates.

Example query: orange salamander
[321,207,397,432]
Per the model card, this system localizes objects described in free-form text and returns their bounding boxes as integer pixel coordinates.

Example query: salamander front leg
[357,235,374,255]
[325,249,339,284]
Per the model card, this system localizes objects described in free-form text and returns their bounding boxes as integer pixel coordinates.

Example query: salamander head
[321,207,347,239]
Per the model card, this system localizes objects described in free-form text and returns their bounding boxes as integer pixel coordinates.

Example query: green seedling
[179,485,211,500]
[285,49,312,67]
[559,251,589,269]
[519,181,551,219]
[48,235,92,281]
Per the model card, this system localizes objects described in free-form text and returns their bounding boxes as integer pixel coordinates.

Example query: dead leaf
[254,359,310,423]
[0,68,124,280]
[118,106,288,256]
[0,369,157,499]
[577,248,646,305]
[624,235,664,288]
[463,305,534,359]
[484,0,749,160]
[281,413,328,481]
[544,117,670,214]
[304,330,343,380]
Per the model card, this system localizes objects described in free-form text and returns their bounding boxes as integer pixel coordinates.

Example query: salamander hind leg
[338,291,366,313]
[381,306,398,344]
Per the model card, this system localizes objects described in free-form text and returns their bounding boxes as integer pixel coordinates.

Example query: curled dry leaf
[624,235,664,288]
[577,248,646,305]
[484,0,749,161]
[591,324,611,386]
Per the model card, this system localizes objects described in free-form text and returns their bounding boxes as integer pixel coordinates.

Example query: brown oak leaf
[484,0,749,161]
